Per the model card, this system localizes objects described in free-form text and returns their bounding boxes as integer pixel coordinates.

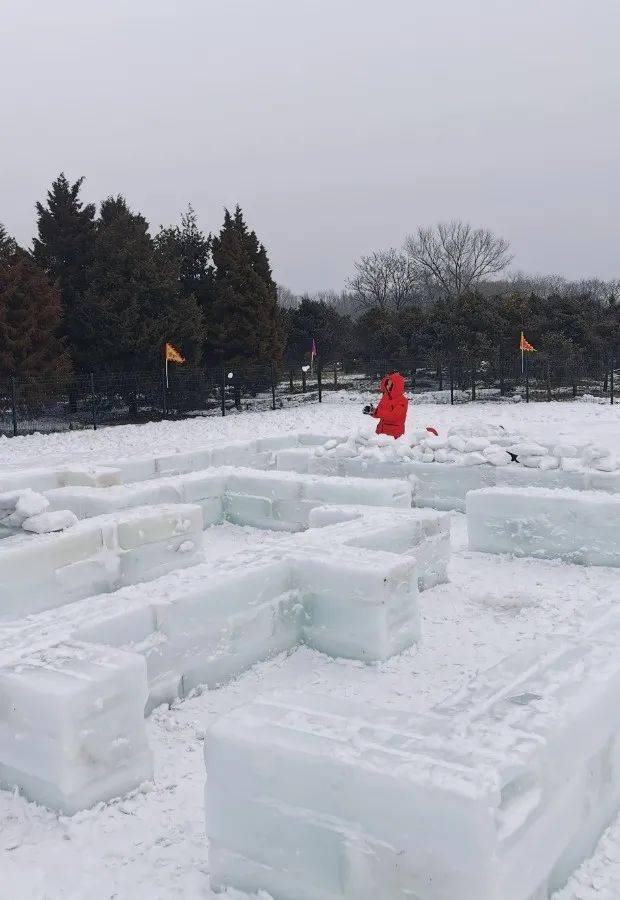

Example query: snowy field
[0,396,619,899]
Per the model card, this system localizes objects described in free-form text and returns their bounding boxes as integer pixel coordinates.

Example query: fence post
[220,367,226,417]
[470,360,476,402]
[611,352,615,406]
[301,368,307,393]
[90,373,98,430]
[10,377,18,437]
[270,363,277,411]
[449,361,454,405]
[289,369,294,394]
[317,361,322,403]
[333,363,338,389]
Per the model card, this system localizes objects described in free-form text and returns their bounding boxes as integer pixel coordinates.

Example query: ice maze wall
[3,430,618,522]
[0,438,451,813]
[207,608,620,900]
[274,443,620,511]
[0,504,205,616]
[467,486,620,566]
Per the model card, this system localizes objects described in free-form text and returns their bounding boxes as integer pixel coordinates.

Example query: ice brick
[302,475,411,508]
[59,466,122,488]
[297,550,420,661]
[0,641,152,814]
[0,503,204,616]
[467,486,620,566]
[409,461,497,511]
[275,447,312,473]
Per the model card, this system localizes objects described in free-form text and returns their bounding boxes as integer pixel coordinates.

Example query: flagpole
[165,353,169,389]
[521,347,524,375]
[525,349,530,403]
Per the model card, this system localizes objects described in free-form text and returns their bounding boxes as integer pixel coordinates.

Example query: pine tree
[33,173,96,361]
[0,249,72,381]
[0,223,17,269]
[207,206,282,365]
[81,196,204,371]
[154,204,213,310]
[284,297,353,362]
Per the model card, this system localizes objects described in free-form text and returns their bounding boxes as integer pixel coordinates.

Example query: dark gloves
[362,405,373,415]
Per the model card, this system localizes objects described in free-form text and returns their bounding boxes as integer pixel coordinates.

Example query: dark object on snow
[508,452,519,463]
[362,405,373,415]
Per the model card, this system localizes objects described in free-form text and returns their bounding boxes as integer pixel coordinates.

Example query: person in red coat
[363,372,408,439]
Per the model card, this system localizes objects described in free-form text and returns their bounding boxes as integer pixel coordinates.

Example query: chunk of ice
[467,486,620,566]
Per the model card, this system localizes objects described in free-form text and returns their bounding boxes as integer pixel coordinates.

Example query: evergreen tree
[356,307,407,360]
[0,249,72,381]
[284,297,354,362]
[80,196,204,371]
[154,204,212,310]
[33,173,96,361]
[207,207,282,365]
[0,223,17,269]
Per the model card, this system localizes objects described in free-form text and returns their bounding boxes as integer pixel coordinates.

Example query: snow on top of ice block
[0,500,439,675]
[469,485,620,503]
[212,605,620,804]
[209,690,505,800]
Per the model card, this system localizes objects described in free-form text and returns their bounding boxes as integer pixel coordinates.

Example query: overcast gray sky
[2,0,619,292]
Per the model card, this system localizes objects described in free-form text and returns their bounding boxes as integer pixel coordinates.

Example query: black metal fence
[0,352,616,437]
[0,364,324,437]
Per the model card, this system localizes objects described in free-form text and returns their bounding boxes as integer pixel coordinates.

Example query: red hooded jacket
[372,372,408,438]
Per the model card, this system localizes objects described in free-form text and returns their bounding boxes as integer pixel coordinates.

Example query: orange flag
[165,342,185,364]
[519,331,536,352]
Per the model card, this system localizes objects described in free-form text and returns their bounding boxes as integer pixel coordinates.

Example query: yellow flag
[165,342,185,364]
[519,331,536,352]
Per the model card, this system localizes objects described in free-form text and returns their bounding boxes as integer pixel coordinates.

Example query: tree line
[0,174,282,380]
[283,222,620,389]
[1,182,618,387]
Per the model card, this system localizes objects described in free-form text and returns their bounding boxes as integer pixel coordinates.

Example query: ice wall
[206,609,620,899]
[0,432,319,499]
[0,503,204,616]
[43,467,412,532]
[274,437,620,512]
[467,486,620,566]
[0,503,448,812]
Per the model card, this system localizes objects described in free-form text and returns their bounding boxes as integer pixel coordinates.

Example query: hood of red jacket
[380,372,405,397]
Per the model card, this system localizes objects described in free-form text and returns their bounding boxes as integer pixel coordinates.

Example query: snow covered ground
[0,396,619,899]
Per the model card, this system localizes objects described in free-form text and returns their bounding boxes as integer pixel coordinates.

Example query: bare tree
[347,248,417,312]
[276,284,301,309]
[503,272,620,304]
[405,221,512,302]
